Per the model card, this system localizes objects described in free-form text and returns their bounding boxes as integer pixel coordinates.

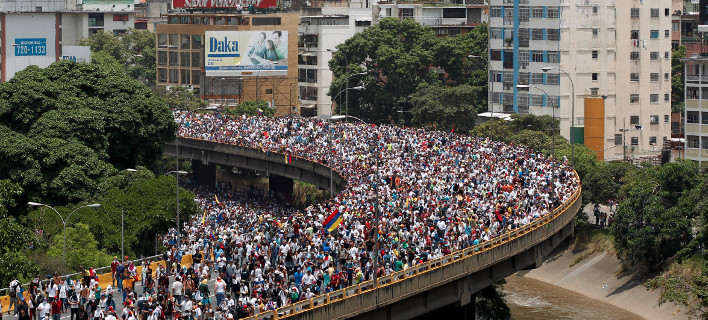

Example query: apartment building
[683,53,708,164]
[0,0,137,81]
[373,0,487,36]
[489,0,672,161]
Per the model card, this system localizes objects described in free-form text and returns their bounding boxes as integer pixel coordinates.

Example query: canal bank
[509,239,686,320]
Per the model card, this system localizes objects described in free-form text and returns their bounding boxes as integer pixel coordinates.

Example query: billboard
[205,30,288,77]
[172,0,277,9]
[82,0,134,3]
[61,46,92,63]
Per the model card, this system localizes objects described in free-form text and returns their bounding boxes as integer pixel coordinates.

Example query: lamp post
[122,168,139,259]
[256,62,278,102]
[330,86,365,116]
[330,115,380,283]
[27,202,101,268]
[328,49,367,121]
[517,84,557,158]
[468,54,493,141]
[166,170,188,245]
[542,66,575,167]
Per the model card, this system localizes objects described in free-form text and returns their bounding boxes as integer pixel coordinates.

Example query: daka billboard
[205,30,288,77]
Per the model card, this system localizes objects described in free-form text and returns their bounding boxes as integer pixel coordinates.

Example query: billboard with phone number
[205,30,288,77]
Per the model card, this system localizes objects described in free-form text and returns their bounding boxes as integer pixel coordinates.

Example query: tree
[0,179,39,284]
[672,45,686,113]
[583,161,637,206]
[0,60,176,205]
[611,160,700,270]
[79,29,157,86]
[47,223,113,269]
[475,281,512,320]
[154,86,208,111]
[328,18,487,124]
[226,100,274,117]
[408,84,482,132]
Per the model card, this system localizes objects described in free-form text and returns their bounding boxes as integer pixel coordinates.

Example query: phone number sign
[14,38,47,56]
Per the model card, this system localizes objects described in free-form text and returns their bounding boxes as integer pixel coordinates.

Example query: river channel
[503,275,644,320]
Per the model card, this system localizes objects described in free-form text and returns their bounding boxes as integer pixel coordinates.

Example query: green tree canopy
[0,60,175,205]
[47,223,113,270]
[328,18,487,125]
[155,86,208,111]
[226,100,274,117]
[79,29,157,86]
[672,45,686,113]
[408,84,482,132]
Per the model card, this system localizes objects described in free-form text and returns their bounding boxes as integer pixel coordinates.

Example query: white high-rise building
[489,0,672,161]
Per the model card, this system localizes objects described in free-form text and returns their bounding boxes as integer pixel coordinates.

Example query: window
[631,137,639,146]
[664,114,670,123]
[650,73,659,81]
[158,34,167,47]
[400,8,414,18]
[531,73,544,84]
[547,29,559,41]
[180,52,189,67]
[113,30,126,37]
[630,94,639,103]
[650,30,659,39]
[490,6,502,18]
[651,8,659,17]
[650,94,659,103]
[687,111,699,123]
[532,7,543,18]
[592,73,598,81]
[664,73,670,80]
[169,52,179,66]
[519,7,530,22]
[355,20,371,27]
[158,51,167,66]
[631,8,640,18]
[519,72,529,84]
[491,50,502,61]
[631,73,639,81]
[532,51,544,62]
[592,50,598,59]
[299,86,318,101]
[704,112,708,124]
[650,52,660,60]
[530,94,543,106]
[665,8,670,16]
[649,136,657,145]
[590,88,599,96]
[665,51,670,59]
[490,28,502,39]
[169,34,178,47]
[615,134,623,146]
[630,52,640,60]
[298,69,317,83]
[532,29,544,40]
[88,13,104,27]
[252,17,281,25]
[181,35,190,49]
[169,69,179,84]
[664,94,670,102]
[547,7,559,19]
[630,30,639,39]
[547,51,559,63]
[113,14,129,21]
[665,30,670,38]
[547,74,560,85]
[158,68,167,82]
[519,50,529,62]
[630,116,640,125]
[593,6,598,14]
[592,28,598,37]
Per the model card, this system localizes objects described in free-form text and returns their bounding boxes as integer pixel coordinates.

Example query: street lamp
[328,49,367,121]
[542,66,575,167]
[166,170,188,246]
[330,115,381,283]
[517,84,557,159]
[330,86,365,116]
[27,202,101,268]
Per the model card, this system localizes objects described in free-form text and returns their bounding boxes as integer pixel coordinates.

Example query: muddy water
[503,275,644,320]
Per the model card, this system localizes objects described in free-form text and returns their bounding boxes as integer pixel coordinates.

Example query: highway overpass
[165,137,581,320]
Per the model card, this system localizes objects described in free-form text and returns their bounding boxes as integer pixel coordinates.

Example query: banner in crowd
[205,30,288,77]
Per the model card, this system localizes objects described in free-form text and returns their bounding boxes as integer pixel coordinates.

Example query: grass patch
[568,227,616,268]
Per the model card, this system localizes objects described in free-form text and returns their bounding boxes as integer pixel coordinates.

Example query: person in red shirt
[51,297,61,320]
[110,257,119,286]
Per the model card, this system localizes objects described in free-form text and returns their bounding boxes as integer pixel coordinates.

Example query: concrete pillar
[269,175,293,195]
[192,160,216,188]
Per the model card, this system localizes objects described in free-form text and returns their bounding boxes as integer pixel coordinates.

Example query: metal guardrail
[236,179,581,320]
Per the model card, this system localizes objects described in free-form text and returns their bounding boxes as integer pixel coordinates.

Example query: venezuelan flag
[258,109,263,116]
[323,209,343,233]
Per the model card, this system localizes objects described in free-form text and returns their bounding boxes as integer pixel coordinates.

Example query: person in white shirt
[93,306,104,320]
[38,299,51,320]
[214,277,226,307]
[171,279,184,305]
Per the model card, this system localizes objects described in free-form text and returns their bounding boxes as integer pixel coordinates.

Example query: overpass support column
[269,175,293,195]
[192,160,216,188]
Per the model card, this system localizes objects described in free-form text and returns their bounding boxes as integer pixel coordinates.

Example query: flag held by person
[323,209,343,232]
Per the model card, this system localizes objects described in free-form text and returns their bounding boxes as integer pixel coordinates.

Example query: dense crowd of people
[3,111,578,320]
